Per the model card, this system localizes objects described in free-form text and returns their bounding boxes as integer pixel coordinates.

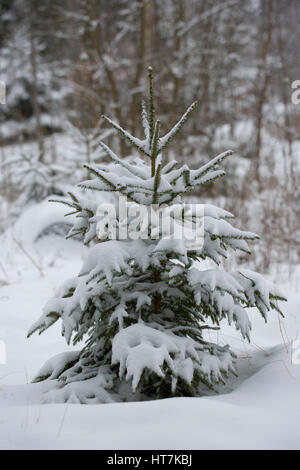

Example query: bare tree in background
[253,0,273,186]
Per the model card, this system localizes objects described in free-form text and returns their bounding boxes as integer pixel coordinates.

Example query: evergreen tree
[65,119,113,180]
[28,68,285,404]
[4,152,68,217]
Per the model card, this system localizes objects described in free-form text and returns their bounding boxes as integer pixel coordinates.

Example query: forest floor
[0,201,299,450]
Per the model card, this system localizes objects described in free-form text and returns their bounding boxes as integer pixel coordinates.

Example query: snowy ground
[0,203,300,450]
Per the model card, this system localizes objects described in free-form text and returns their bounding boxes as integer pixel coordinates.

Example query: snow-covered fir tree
[4,152,68,217]
[28,68,285,404]
[65,120,113,180]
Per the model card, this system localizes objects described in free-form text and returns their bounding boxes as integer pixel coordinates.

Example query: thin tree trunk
[130,0,146,136]
[170,0,185,125]
[254,0,273,186]
[88,0,125,155]
[29,12,45,159]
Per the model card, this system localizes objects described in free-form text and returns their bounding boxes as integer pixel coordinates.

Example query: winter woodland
[0,0,299,450]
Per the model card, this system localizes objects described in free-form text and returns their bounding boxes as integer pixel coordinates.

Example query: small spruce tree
[4,152,68,217]
[28,68,285,404]
[66,119,113,178]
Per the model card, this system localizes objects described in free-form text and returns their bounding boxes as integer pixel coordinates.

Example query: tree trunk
[254,0,273,187]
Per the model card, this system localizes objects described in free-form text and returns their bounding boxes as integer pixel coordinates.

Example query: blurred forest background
[0,0,299,276]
